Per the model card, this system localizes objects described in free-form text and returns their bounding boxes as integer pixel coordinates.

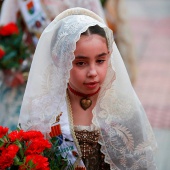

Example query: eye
[96,59,105,64]
[75,61,87,67]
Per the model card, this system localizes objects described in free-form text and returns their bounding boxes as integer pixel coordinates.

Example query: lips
[84,81,98,85]
[84,82,99,88]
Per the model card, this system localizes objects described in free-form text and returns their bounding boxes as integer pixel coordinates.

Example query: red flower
[20,154,50,170]
[0,127,55,169]
[0,23,19,36]
[0,126,8,138]
[0,144,19,169]
[22,130,44,141]
[8,129,24,142]
[0,47,5,59]
[25,138,51,155]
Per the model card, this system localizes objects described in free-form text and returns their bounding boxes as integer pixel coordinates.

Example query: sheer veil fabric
[18,7,157,169]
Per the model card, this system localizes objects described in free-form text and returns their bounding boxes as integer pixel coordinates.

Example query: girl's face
[69,34,109,94]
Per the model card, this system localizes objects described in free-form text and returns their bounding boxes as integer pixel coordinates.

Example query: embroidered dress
[74,125,110,170]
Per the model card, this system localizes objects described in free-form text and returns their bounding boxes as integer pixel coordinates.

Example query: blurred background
[0,0,170,169]
[126,0,170,169]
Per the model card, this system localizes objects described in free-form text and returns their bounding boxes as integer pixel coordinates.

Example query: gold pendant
[80,98,92,110]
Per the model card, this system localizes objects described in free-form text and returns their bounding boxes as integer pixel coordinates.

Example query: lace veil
[18,7,157,169]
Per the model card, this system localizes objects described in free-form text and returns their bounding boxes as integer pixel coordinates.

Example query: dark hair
[81,25,108,47]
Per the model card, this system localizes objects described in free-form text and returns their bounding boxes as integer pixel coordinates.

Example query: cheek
[100,64,108,81]
[69,68,82,83]
[69,69,75,81]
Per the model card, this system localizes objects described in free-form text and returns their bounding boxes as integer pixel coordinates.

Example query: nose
[87,65,97,77]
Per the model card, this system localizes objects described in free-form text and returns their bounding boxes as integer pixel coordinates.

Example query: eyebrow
[98,52,108,57]
[75,52,108,59]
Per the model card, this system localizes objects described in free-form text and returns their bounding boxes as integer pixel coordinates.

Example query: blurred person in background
[102,0,137,85]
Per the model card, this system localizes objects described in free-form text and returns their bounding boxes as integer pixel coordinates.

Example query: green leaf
[0,138,5,142]
[15,161,23,166]
[1,51,17,62]
[13,34,22,46]
[28,160,35,167]
[0,140,4,147]
[13,156,20,164]
[2,135,9,142]
[14,140,22,148]
[19,148,24,159]
[14,140,24,159]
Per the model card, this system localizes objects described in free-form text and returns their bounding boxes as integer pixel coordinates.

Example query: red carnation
[0,23,19,36]
[0,126,8,138]
[22,130,44,141]
[0,144,19,169]
[6,144,19,158]
[0,47,5,59]
[8,129,24,142]
[20,154,50,170]
[25,138,51,155]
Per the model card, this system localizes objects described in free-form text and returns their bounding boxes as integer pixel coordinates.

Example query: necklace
[67,84,100,110]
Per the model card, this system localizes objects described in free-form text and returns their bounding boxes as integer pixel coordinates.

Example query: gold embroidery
[74,130,100,159]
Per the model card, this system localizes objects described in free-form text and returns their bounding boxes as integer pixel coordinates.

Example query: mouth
[84,82,99,88]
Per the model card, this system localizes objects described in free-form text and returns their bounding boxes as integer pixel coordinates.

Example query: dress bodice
[74,125,110,170]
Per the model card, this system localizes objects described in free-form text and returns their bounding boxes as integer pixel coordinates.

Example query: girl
[18,7,157,170]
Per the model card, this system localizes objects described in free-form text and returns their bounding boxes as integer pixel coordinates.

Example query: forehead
[77,34,107,45]
[74,34,108,56]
